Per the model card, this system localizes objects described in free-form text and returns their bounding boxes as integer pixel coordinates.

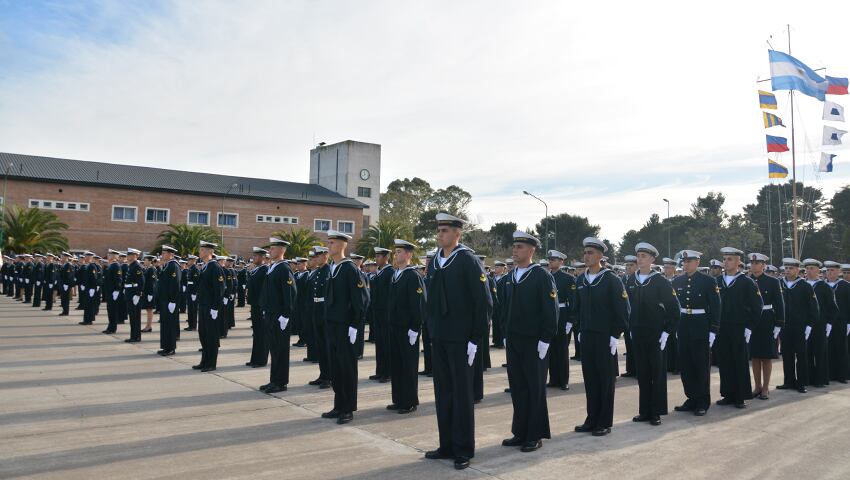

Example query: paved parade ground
[1,296,849,480]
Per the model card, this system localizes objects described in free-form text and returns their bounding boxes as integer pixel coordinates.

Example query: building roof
[0,152,367,209]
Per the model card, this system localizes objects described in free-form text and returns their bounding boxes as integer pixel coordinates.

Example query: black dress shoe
[192,364,203,370]
[319,381,331,389]
[162,350,175,356]
[454,457,470,470]
[758,393,769,400]
[674,404,694,412]
[501,363,508,368]
[776,384,792,390]
[591,427,611,436]
[424,449,452,460]
[157,350,166,355]
[812,384,825,388]
[201,367,216,372]
[575,424,594,433]
[379,377,390,383]
[398,405,417,414]
[504,388,511,393]
[561,385,570,391]
[337,412,353,424]
[521,440,542,452]
[265,384,287,393]
[502,436,524,447]
[620,372,635,377]
[245,362,255,367]
[715,398,732,406]
[369,374,381,380]
[184,327,195,331]
[734,402,747,409]
[259,383,272,391]
[650,417,662,426]
[473,399,481,404]
[798,387,808,393]
[309,379,322,386]
[386,404,400,410]
[321,410,340,419]
[251,363,265,368]
[694,408,707,416]
[418,370,431,376]
[632,415,650,422]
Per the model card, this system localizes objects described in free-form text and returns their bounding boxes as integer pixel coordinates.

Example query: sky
[1,0,849,243]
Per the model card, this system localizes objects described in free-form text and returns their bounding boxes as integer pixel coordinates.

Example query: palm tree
[271,228,322,258]
[1,206,69,253]
[155,224,227,256]
[355,219,415,257]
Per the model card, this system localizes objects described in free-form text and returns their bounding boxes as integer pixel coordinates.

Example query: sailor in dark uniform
[184,255,199,331]
[491,260,507,349]
[472,254,495,403]
[500,231,557,452]
[423,213,491,470]
[157,245,181,356]
[573,237,629,437]
[620,255,638,377]
[259,237,297,394]
[79,252,98,325]
[22,254,34,303]
[545,249,575,390]
[320,230,369,425]
[777,258,817,393]
[419,249,436,377]
[824,261,850,383]
[802,258,837,387]
[672,250,720,416]
[747,253,785,400]
[41,254,55,310]
[292,257,311,348]
[236,261,247,307]
[103,249,123,334]
[30,253,44,308]
[193,241,225,372]
[58,252,74,316]
[370,247,393,383]
[141,255,158,332]
[246,247,269,367]
[715,247,762,408]
[386,239,426,414]
[124,248,145,343]
[308,246,332,388]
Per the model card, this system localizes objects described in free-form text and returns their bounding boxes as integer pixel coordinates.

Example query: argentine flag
[769,50,827,101]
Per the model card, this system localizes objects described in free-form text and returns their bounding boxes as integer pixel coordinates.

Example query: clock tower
[309,140,381,230]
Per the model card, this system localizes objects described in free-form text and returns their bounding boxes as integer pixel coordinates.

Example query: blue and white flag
[823,100,845,122]
[819,153,835,173]
[769,50,827,101]
[823,126,847,145]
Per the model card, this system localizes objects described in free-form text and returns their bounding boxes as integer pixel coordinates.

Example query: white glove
[609,336,617,355]
[709,332,716,348]
[805,326,812,340]
[846,324,850,336]
[167,302,176,313]
[537,340,550,360]
[744,328,751,344]
[88,289,95,297]
[112,291,118,301]
[578,333,581,343]
[826,324,832,337]
[191,294,196,301]
[467,342,477,366]
[503,338,507,349]
[242,285,246,289]
[147,295,153,302]
[565,322,573,334]
[348,327,357,344]
[210,309,218,319]
[407,329,418,346]
[25,279,30,284]
[132,295,139,305]
[63,285,69,291]
[223,297,229,305]
[659,331,669,351]
[36,281,41,286]
[278,315,289,331]
[48,284,53,288]
[773,326,781,339]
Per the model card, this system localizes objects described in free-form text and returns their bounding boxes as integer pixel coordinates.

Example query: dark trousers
[548,329,570,387]
[422,322,433,373]
[187,295,198,329]
[666,336,679,373]
[106,298,119,332]
[432,340,475,459]
[506,335,551,442]
[828,326,849,382]
[118,293,127,321]
[355,321,365,357]
[43,283,54,310]
[199,309,219,368]
[313,315,331,381]
[301,305,314,353]
[249,305,268,366]
[374,310,391,378]
[128,298,142,341]
[624,332,635,374]
[227,299,235,329]
[678,336,711,410]
[716,323,752,402]
[632,334,668,417]
[781,327,809,387]
[579,332,616,429]
[219,298,229,338]
[492,315,504,347]
[24,284,33,303]
[808,325,829,385]
[60,286,70,314]
[237,286,245,307]
[266,313,291,386]
[389,325,420,409]
[329,322,358,413]
[83,292,96,323]
[32,284,42,307]
[571,329,582,359]
[473,338,485,402]
[159,308,178,351]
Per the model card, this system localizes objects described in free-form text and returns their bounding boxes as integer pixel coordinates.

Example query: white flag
[819,153,835,173]
[823,101,845,122]
[823,126,847,146]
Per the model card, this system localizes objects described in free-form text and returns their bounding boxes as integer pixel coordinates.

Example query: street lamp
[662,198,671,258]
[221,183,238,249]
[523,190,549,253]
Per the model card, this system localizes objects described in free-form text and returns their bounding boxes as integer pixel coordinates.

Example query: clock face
[359,169,370,180]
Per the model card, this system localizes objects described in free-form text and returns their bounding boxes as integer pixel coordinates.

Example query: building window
[187,210,210,226]
[314,219,331,232]
[357,186,372,198]
[29,199,90,211]
[112,205,138,222]
[256,214,298,224]
[217,212,238,228]
[338,220,355,235]
[145,207,169,224]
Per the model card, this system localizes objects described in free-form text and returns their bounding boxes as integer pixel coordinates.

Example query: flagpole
[788,23,800,260]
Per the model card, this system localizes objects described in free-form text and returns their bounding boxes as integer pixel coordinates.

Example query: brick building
[0,142,379,256]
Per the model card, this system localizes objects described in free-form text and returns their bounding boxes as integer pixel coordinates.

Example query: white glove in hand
[805,326,812,340]
[407,329,418,346]
[210,309,218,319]
[609,336,617,355]
[709,332,716,348]
[846,324,850,336]
[578,333,581,343]
[147,295,153,302]
[25,279,30,284]
[48,284,53,288]
[537,340,550,360]
[132,295,139,305]
[167,302,176,313]
[88,289,95,297]
[36,281,41,286]
[348,327,357,345]
[112,291,119,301]
[191,294,196,301]
[278,315,289,331]
[466,342,477,366]
[773,326,781,339]
[826,324,832,337]
[659,331,669,351]
[565,322,573,334]
[744,328,752,344]
[223,297,229,305]
[63,285,69,291]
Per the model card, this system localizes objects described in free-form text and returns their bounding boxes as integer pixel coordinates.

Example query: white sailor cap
[118,251,127,257]
[623,255,637,263]
[61,251,72,257]
[363,260,376,266]
[252,247,268,255]
[538,259,549,266]
[801,258,822,268]
[782,258,801,267]
[435,212,466,228]
[823,260,841,268]
[494,260,506,267]
[635,242,659,257]
[679,250,702,260]
[308,251,315,258]
[350,253,364,260]
[268,237,290,247]
[160,245,178,253]
[312,246,329,254]
[374,247,391,255]
[547,250,566,260]
[698,266,710,273]
[720,247,744,256]
[107,249,121,255]
[215,255,227,260]
[127,248,142,255]
[573,261,586,268]
[841,264,850,272]
[748,253,769,263]
[187,254,198,260]
[199,241,217,249]
[662,257,677,266]
[178,260,187,264]
[326,229,352,241]
[393,239,416,250]
[512,231,540,248]
[33,253,44,258]
[766,265,778,273]
[296,257,308,263]
[582,237,607,253]
[709,259,723,267]
[83,251,95,256]
[505,258,514,265]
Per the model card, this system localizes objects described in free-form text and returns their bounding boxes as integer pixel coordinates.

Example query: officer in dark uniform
[308,246,332,388]
[824,261,850,383]
[777,258,818,393]
[225,257,237,333]
[41,254,56,310]
[672,249,720,416]
[748,253,785,400]
[58,252,74,315]
[31,254,45,308]
[620,255,638,377]
[184,255,199,331]
[258,238,297,394]
[473,254,495,402]
[193,241,225,372]
[117,252,128,323]
[236,261,247,307]
[500,231,557,452]
[573,237,629,437]
[546,250,576,390]
[124,248,145,343]
[246,247,269,367]
[157,245,180,356]
[320,230,369,425]
[802,258,837,388]
[369,247,393,383]
[490,260,507,349]
[715,247,762,408]
[75,255,86,310]
[423,213,491,470]
[291,257,309,348]
[103,249,123,334]
[178,257,189,314]
[419,249,436,377]
[141,255,158,332]
[79,252,99,324]
[22,254,34,303]
[387,239,426,414]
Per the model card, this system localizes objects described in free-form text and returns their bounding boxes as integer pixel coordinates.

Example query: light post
[523,190,549,253]
[663,198,671,258]
[221,183,238,249]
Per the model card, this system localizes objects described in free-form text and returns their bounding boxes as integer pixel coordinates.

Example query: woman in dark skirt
[748,254,785,400]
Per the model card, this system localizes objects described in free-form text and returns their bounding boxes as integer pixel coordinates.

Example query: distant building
[310,140,380,230]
